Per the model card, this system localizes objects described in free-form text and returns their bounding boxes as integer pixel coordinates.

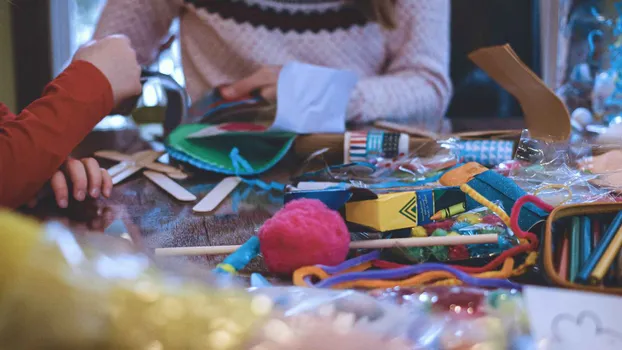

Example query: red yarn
[373,195,554,274]
[258,198,350,275]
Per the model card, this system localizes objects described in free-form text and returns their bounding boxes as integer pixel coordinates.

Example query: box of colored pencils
[543,203,622,295]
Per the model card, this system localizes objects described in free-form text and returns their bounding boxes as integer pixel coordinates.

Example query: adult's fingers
[65,158,88,201]
[81,158,103,198]
[221,67,279,100]
[50,171,69,208]
[101,168,113,198]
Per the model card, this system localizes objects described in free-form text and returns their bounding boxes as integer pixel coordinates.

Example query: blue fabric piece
[465,170,548,231]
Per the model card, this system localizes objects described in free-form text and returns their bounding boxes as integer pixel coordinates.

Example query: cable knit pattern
[94,0,451,131]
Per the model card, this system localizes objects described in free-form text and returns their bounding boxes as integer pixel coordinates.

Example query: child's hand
[221,65,282,102]
[73,35,142,107]
[49,158,113,209]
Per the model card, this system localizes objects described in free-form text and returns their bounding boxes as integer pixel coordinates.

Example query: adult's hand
[221,65,282,102]
[73,35,142,107]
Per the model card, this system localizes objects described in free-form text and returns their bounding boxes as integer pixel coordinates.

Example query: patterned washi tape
[456,140,515,167]
[345,131,408,163]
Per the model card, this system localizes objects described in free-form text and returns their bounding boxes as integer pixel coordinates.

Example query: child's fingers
[65,158,88,201]
[260,85,277,102]
[50,171,69,208]
[81,157,103,198]
[101,168,113,198]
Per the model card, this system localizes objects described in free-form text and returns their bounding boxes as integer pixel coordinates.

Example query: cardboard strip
[193,176,242,213]
[143,171,197,202]
[374,121,440,140]
[468,45,570,141]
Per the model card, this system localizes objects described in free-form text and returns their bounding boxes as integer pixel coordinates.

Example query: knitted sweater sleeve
[347,0,452,131]
[93,0,182,65]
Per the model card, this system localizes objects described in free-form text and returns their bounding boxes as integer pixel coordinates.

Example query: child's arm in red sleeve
[0,104,16,122]
[0,61,114,208]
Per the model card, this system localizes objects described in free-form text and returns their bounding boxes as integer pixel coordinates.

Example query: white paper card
[523,286,622,350]
[271,61,358,134]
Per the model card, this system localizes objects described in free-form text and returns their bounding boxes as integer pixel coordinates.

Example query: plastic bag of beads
[511,130,618,205]
[0,211,282,349]
[0,211,433,350]
[383,205,519,264]
[249,285,534,350]
[368,286,534,350]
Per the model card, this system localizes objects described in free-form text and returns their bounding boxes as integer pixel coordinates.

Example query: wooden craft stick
[111,165,143,185]
[94,150,132,162]
[143,171,197,202]
[107,161,133,178]
[154,234,499,257]
[144,162,188,179]
[193,176,242,213]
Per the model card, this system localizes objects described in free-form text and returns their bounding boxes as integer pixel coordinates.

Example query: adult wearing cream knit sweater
[94,0,452,131]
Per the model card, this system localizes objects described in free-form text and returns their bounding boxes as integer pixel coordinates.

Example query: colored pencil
[589,224,622,284]
[580,216,593,266]
[569,217,581,282]
[558,232,570,280]
[576,211,622,283]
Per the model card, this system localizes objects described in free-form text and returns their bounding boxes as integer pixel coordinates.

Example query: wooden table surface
[21,117,528,277]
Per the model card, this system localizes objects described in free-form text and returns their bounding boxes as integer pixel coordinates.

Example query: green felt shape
[166,124,297,175]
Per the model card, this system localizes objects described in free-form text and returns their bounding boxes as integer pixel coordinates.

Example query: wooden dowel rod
[348,234,498,249]
[154,234,498,257]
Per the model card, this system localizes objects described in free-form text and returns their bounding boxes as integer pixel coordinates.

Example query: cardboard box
[345,187,465,232]
[285,184,465,232]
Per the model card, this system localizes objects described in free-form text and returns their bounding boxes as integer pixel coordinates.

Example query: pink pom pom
[258,199,350,275]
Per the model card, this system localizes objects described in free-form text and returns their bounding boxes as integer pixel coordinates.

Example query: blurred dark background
[447,0,540,119]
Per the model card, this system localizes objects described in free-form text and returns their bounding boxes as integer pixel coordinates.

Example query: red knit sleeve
[0,104,16,122]
[0,61,113,208]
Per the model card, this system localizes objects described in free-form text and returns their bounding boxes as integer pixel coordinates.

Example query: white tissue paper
[270,61,358,134]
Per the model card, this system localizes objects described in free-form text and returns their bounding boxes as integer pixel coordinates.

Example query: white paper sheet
[523,286,622,350]
[270,61,358,134]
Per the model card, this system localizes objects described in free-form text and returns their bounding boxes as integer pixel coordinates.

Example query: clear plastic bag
[250,285,533,350]
[510,130,618,205]
[383,205,518,264]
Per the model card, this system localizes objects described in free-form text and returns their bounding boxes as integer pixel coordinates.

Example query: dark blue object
[284,188,353,211]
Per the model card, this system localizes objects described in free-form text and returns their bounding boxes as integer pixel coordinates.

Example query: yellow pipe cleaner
[459,183,511,227]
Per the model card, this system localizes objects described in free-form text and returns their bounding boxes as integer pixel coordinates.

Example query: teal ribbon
[229,148,285,192]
